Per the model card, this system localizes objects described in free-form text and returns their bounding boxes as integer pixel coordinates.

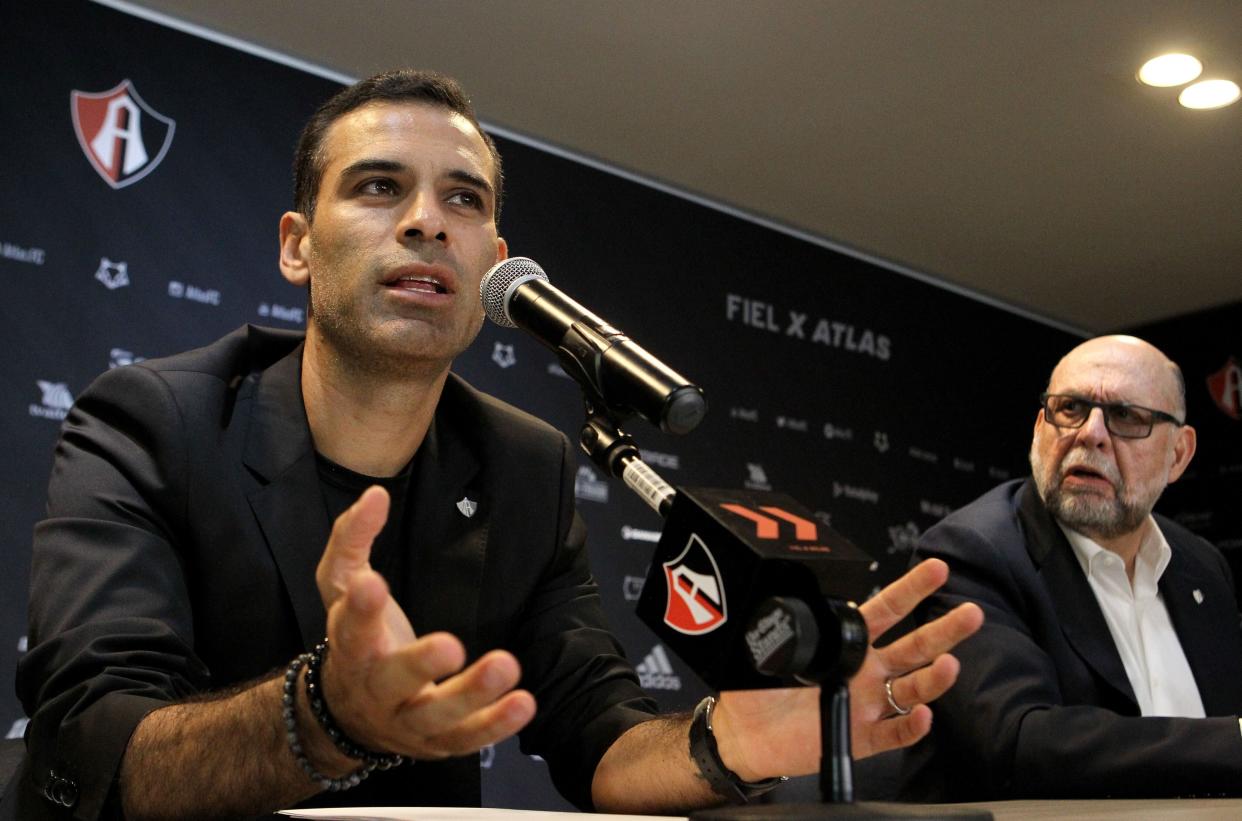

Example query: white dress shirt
[1060,517,1206,718]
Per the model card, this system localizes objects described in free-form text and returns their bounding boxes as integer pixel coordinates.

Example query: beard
[305,257,483,380]
[1029,442,1160,540]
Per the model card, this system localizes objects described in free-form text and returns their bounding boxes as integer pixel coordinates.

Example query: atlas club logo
[71,80,175,189]
[1207,356,1241,421]
[662,534,727,635]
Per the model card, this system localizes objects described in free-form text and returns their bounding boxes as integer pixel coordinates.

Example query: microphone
[480,257,707,435]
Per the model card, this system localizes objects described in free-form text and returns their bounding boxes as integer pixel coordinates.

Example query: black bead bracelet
[303,639,406,771]
[282,653,372,792]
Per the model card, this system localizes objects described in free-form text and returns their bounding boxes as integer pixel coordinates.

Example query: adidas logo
[635,644,682,691]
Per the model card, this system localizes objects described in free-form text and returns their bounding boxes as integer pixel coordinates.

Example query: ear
[1166,424,1197,484]
[279,211,311,287]
[494,235,509,265]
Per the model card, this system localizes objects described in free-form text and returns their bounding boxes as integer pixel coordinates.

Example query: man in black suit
[8,70,981,819]
[902,335,1242,800]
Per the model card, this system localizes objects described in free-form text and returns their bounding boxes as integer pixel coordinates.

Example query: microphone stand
[578,406,990,821]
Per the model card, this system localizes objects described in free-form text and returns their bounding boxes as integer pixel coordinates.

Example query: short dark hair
[292,69,504,225]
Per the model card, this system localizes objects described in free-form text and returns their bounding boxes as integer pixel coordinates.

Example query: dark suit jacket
[4,325,655,820]
[900,478,1242,800]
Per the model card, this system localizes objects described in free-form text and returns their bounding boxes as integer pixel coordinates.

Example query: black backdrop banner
[1130,302,1242,585]
[0,0,1097,809]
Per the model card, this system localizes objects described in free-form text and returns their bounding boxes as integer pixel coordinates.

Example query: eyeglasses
[1039,393,1184,440]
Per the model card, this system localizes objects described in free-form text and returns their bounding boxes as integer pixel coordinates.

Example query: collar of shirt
[1060,515,1171,600]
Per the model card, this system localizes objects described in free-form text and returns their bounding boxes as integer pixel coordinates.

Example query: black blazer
[900,479,1242,800]
[5,325,654,820]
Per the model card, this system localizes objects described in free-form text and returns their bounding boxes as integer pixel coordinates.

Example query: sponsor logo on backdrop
[823,422,853,441]
[5,719,28,741]
[95,257,129,290]
[547,361,570,379]
[953,457,975,473]
[18,635,27,652]
[491,342,516,369]
[729,406,759,422]
[663,534,727,635]
[636,644,682,691]
[479,744,495,769]
[908,446,938,464]
[743,462,771,491]
[1173,510,1213,530]
[71,80,175,189]
[622,575,646,601]
[873,431,890,453]
[2,242,46,265]
[988,466,1011,480]
[724,293,892,361]
[887,521,921,555]
[833,482,879,504]
[621,526,661,543]
[775,415,808,432]
[30,381,73,421]
[574,466,609,503]
[639,449,680,470]
[920,499,953,518]
[168,280,220,305]
[108,348,144,369]
[1207,356,1241,421]
[257,302,305,324]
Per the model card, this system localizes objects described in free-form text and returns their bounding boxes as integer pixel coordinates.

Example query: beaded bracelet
[303,639,406,771]
[282,653,372,792]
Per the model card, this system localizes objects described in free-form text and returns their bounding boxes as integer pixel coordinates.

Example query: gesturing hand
[712,559,983,780]
[311,486,537,761]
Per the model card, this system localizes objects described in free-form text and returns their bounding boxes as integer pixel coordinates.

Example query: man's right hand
[311,485,537,763]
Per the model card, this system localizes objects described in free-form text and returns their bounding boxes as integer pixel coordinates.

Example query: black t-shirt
[316,452,415,601]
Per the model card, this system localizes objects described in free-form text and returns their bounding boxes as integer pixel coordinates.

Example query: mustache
[1059,450,1121,486]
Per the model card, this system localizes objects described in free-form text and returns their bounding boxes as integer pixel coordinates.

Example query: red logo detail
[71,80,175,189]
[1207,356,1242,421]
[720,503,819,541]
[662,534,727,635]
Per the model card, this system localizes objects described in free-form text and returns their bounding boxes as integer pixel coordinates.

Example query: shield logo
[662,533,727,635]
[1206,356,1241,421]
[71,80,175,189]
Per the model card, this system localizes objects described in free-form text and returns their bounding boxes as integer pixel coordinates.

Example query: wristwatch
[688,696,786,803]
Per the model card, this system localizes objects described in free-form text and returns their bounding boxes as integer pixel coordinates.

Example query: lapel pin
[1193,589,1205,605]
[456,497,478,518]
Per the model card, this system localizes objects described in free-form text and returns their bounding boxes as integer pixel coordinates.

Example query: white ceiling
[114,0,1242,334]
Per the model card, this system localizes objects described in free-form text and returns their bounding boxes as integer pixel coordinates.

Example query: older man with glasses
[897,335,1242,801]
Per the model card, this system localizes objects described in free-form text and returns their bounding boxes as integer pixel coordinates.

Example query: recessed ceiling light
[1179,79,1241,109]
[1137,53,1203,87]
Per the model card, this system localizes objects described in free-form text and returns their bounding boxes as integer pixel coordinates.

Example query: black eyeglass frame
[1038,392,1185,440]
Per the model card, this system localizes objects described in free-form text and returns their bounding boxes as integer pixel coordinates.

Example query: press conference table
[280,799,1242,820]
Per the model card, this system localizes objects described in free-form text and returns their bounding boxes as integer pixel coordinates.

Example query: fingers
[857,558,950,639]
[875,601,983,676]
[322,576,534,759]
[402,688,537,758]
[316,485,391,606]
[358,647,534,758]
[329,568,404,662]
[886,653,960,716]
[857,703,934,759]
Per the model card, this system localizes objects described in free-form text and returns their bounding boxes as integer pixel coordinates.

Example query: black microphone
[480,257,707,435]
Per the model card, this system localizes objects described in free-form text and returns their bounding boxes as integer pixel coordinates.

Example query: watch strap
[688,696,785,804]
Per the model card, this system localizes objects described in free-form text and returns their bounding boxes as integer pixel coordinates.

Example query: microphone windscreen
[480,257,548,327]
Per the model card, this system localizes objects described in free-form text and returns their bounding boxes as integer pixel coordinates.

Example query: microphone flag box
[635,487,876,690]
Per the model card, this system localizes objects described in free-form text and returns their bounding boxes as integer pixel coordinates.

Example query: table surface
[280,799,1242,820]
